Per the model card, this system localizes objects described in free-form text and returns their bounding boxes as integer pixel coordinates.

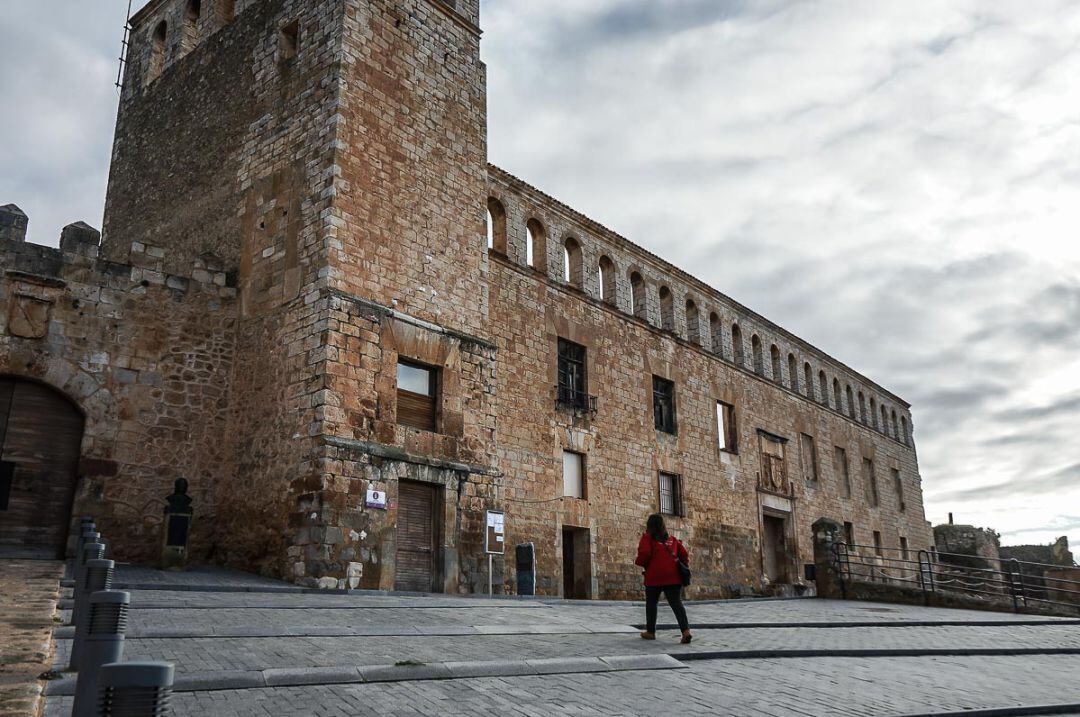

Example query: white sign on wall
[485,510,505,554]
[365,488,387,510]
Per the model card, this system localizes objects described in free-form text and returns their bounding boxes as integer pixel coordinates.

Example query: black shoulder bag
[660,537,691,587]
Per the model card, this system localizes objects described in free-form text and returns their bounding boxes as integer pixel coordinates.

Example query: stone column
[812,517,844,600]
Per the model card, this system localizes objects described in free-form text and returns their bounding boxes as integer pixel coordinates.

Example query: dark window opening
[0,461,15,511]
[900,536,909,561]
[397,360,438,432]
[280,20,299,61]
[834,446,851,498]
[843,521,855,546]
[658,471,684,517]
[873,530,883,556]
[556,338,592,412]
[863,457,878,506]
[892,467,905,511]
[652,375,676,434]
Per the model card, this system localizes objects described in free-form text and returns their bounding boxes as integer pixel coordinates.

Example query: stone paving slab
[0,560,63,717]
[41,655,1080,717]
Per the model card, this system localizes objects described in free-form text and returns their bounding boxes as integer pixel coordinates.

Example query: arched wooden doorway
[0,377,85,558]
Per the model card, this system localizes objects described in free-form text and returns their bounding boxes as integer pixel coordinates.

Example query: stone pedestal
[812,517,844,599]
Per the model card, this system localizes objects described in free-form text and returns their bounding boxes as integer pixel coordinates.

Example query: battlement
[486,164,914,446]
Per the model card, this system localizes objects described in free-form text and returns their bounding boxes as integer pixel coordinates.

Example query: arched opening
[770,345,782,383]
[220,0,236,23]
[891,409,899,439]
[858,392,867,424]
[658,286,675,332]
[818,370,828,406]
[870,397,879,429]
[833,378,842,412]
[598,255,616,304]
[685,298,700,344]
[526,218,545,270]
[881,404,889,435]
[731,324,744,366]
[563,237,582,287]
[183,0,201,51]
[846,385,855,419]
[0,377,85,558]
[901,416,909,445]
[709,312,723,356]
[486,197,506,254]
[803,363,814,400]
[149,20,168,82]
[629,271,647,320]
[751,335,764,375]
[788,353,798,392]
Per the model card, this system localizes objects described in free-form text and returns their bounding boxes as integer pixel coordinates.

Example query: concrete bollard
[70,557,114,671]
[68,523,97,581]
[96,661,174,717]
[72,591,130,717]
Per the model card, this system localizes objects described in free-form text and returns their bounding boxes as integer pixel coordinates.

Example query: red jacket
[635,532,689,587]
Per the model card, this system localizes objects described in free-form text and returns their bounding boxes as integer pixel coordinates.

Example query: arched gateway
[0,377,85,558]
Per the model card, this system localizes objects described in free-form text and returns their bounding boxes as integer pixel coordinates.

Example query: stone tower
[101,0,498,590]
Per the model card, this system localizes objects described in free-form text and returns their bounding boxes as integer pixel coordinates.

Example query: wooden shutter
[395,482,437,592]
[397,389,436,432]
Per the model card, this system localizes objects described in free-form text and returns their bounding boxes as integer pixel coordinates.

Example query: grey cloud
[933,462,1080,503]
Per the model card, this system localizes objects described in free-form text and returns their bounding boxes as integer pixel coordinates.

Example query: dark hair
[646,513,666,537]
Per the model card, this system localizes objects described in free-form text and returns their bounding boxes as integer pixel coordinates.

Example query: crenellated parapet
[486,164,915,448]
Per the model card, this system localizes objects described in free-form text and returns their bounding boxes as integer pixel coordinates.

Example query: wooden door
[0,378,85,558]
[395,481,438,592]
[562,528,574,598]
[762,515,790,583]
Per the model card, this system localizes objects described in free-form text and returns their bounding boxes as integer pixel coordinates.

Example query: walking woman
[634,513,692,643]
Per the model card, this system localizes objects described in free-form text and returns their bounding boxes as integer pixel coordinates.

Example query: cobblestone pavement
[43,565,1080,716]
[0,560,63,717]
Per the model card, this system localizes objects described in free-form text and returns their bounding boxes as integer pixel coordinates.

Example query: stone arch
[685,298,700,344]
[526,218,546,271]
[709,312,723,356]
[787,353,798,392]
[833,378,842,411]
[731,323,744,366]
[183,0,202,51]
[658,286,675,332]
[629,270,647,320]
[563,236,583,287]
[751,334,764,375]
[770,344,782,383]
[803,362,814,400]
[870,396,879,429]
[220,0,236,23]
[486,197,507,254]
[149,20,168,82]
[858,391,868,424]
[891,408,899,439]
[846,385,856,419]
[598,255,616,305]
[818,370,828,406]
[901,416,910,445]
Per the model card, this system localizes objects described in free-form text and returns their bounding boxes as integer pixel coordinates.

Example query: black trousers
[645,584,689,632]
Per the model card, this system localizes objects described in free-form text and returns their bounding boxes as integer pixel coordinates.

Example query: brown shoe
[640,631,656,640]
[680,630,692,644]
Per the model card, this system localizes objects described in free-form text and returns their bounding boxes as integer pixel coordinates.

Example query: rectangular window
[0,461,14,511]
[716,401,737,453]
[556,338,589,411]
[834,446,851,498]
[562,450,585,499]
[396,360,438,432]
[799,433,818,482]
[658,471,683,516]
[862,457,878,506]
[652,376,676,434]
[873,530,883,556]
[280,20,299,61]
[900,536,909,561]
[843,521,855,546]
[892,468,905,511]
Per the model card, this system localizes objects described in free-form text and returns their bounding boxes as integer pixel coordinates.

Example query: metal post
[69,524,97,581]
[72,540,105,625]
[96,661,174,717]
[72,590,130,717]
[488,553,493,596]
[70,557,113,671]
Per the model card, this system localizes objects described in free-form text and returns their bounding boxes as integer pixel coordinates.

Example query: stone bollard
[96,661,174,716]
[70,557,114,671]
[811,517,845,600]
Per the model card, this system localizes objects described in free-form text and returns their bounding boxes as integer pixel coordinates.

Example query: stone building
[0,0,932,598]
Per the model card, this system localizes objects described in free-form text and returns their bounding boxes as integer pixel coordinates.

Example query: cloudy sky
[3,1,1078,550]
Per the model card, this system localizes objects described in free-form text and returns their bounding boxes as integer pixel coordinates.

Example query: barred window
[658,471,684,516]
[557,338,588,411]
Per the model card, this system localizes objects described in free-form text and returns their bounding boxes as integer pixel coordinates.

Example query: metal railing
[555,384,597,414]
[833,541,1080,614]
